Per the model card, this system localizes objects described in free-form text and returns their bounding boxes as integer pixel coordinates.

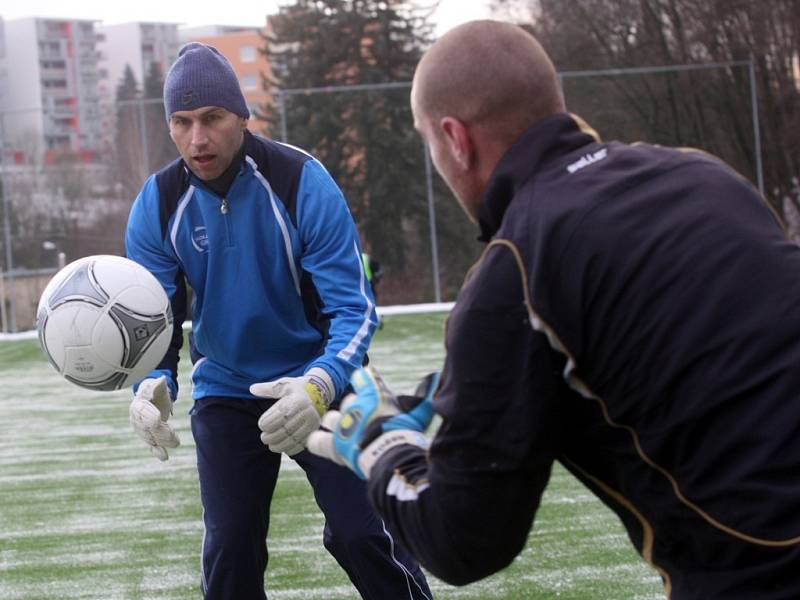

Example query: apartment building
[180,25,272,122]
[0,16,11,163]
[2,17,104,162]
[97,22,180,100]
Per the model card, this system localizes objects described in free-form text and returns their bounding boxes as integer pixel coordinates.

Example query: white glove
[251,367,335,456]
[129,376,180,461]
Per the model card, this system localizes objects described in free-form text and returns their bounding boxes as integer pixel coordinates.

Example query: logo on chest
[191,226,209,252]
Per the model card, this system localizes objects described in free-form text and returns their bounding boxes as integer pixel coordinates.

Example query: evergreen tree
[116,65,140,113]
[113,65,145,201]
[143,62,178,173]
[263,0,479,303]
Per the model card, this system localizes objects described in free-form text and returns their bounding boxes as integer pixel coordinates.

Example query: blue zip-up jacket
[125,131,377,401]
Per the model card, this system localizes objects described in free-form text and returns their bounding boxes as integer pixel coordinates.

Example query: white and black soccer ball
[36,255,173,392]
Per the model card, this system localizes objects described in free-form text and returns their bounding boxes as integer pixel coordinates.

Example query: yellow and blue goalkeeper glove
[307,367,439,479]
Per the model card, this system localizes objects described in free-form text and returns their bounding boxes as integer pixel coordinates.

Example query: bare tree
[491,0,800,220]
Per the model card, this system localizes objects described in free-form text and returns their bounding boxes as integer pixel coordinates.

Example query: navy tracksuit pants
[190,396,433,600]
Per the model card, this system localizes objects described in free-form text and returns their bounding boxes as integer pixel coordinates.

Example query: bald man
[309,20,800,599]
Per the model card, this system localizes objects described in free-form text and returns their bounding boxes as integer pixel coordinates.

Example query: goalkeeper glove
[307,367,439,479]
[129,376,180,461]
[251,367,335,456]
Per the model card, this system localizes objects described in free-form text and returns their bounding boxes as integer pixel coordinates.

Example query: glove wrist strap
[358,430,429,479]
[305,367,335,410]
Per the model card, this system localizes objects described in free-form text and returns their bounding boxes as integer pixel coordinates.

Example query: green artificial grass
[0,312,663,599]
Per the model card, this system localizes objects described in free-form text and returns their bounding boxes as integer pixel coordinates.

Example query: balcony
[38,46,65,60]
[44,121,74,136]
[40,67,67,79]
[37,26,68,41]
[78,50,102,62]
[41,81,70,96]
[47,105,77,118]
[41,88,72,100]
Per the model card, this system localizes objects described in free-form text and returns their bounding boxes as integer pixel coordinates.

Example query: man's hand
[129,376,180,461]
[307,367,439,479]
[251,367,335,455]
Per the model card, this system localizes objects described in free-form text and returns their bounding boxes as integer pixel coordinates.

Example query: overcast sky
[0,0,491,34]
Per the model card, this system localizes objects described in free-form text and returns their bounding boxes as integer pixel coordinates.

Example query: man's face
[411,85,482,223]
[169,107,247,180]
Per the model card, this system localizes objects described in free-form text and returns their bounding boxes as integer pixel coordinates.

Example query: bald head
[412,20,565,144]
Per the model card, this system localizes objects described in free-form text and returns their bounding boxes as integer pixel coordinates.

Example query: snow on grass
[0,313,664,599]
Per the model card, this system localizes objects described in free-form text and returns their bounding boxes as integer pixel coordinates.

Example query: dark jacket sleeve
[367,242,568,585]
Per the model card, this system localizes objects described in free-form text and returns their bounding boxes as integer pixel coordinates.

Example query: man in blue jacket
[308,20,800,599]
[125,42,431,600]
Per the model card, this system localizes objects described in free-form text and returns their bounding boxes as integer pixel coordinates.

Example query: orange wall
[192,30,272,129]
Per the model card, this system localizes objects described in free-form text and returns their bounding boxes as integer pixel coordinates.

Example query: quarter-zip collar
[477,113,596,242]
[204,138,247,198]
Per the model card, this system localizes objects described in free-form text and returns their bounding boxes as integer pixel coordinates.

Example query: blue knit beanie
[163,43,250,120]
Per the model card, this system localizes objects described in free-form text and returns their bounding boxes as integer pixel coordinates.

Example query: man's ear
[440,116,474,170]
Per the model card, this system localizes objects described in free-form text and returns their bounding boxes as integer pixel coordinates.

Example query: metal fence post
[0,167,18,332]
[138,99,150,183]
[424,143,441,303]
[748,57,764,196]
[0,266,7,332]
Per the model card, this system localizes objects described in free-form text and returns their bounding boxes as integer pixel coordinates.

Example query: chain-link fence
[0,61,763,332]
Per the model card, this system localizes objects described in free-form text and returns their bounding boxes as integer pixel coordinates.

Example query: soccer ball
[36,255,173,392]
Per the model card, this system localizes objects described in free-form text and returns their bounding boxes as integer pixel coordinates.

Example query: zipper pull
[220,198,229,214]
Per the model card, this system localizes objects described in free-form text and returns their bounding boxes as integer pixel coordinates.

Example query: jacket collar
[181,131,251,194]
[242,128,257,161]
[477,113,596,241]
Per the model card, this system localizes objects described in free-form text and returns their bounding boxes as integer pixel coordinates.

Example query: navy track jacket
[126,131,377,401]
[367,114,800,598]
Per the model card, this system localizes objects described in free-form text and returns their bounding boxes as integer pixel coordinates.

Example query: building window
[242,74,259,90]
[240,45,256,63]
